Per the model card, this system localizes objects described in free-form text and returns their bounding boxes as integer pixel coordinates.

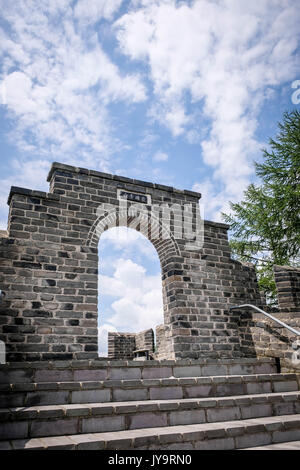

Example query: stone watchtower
[0,162,262,362]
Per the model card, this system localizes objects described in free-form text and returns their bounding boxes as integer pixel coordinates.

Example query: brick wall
[238,265,300,372]
[0,162,264,361]
[108,329,154,360]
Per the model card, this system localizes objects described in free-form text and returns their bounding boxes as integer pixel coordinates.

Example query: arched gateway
[0,162,262,361]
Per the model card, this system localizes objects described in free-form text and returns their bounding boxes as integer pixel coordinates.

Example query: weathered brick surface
[0,161,289,361]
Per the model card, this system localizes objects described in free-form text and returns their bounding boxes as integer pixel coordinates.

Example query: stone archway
[86,206,180,255]
[87,207,182,359]
[0,162,263,361]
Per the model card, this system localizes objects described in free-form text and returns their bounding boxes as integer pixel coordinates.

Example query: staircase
[0,358,300,450]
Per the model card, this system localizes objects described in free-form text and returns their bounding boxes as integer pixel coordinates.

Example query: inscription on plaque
[117,189,151,204]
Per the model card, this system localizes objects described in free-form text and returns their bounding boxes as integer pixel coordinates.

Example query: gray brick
[30,418,79,437]
[235,432,272,449]
[110,368,141,380]
[195,437,235,450]
[206,406,241,423]
[240,404,272,419]
[169,409,205,426]
[73,369,107,381]
[129,412,168,430]
[149,386,183,400]
[71,389,110,404]
[173,366,201,378]
[0,421,28,439]
[112,388,148,402]
[273,380,298,393]
[185,385,213,398]
[82,416,125,433]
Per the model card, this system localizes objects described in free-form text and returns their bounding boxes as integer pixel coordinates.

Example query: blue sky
[0,0,299,354]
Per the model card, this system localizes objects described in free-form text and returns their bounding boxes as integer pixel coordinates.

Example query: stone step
[0,373,298,407]
[0,391,299,440]
[0,358,277,384]
[2,414,300,450]
[244,440,300,450]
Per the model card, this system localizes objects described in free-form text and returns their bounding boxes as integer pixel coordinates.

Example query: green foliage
[222,110,300,303]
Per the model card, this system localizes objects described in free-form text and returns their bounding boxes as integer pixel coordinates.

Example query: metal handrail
[230,304,300,337]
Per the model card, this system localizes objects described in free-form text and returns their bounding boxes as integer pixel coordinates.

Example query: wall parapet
[108,329,154,360]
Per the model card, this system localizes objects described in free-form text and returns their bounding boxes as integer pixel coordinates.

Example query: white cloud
[0,0,148,228]
[152,151,168,162]
[0,28,146,159]
[0,1,146,164]
[115,0,300,219]
[74,0,123,24]
[192,179,232,223]
[1,0,299,227]
[99,257,164,333]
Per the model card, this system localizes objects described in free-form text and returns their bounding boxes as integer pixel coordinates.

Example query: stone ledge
[7,186,60,205]
[1,373,296,393]
[0,357,276,370]
[204,220,230,230]
[2,414,300,450]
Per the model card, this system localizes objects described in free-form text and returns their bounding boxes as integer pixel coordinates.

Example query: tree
[222,109,300,304]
